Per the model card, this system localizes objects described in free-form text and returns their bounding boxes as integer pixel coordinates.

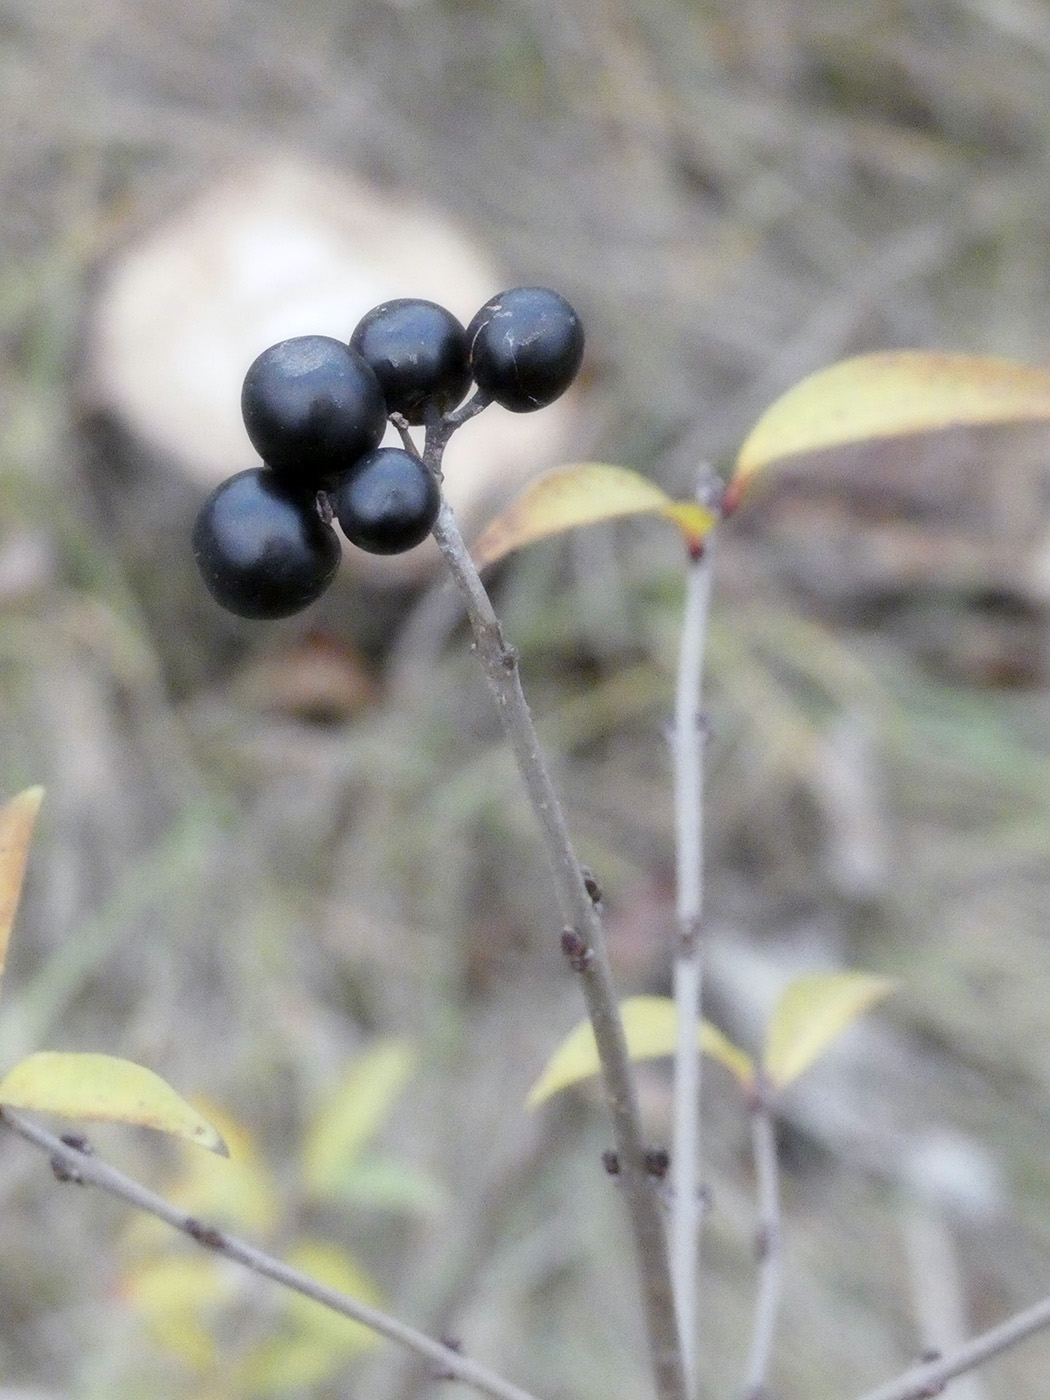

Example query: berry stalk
[430,497,686,1400]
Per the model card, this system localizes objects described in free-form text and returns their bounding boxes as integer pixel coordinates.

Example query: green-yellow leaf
[0,1052,228,1154]
[471,464,717,569]
[120,1255,230,1370]
[729,352,1050,508]
[763,972,895,1090]
[0,786,43,996]
[302,1039,415,1196]
[526,995,754,1108]
[702,1019,756,1090]
[324,1154,445,1214]
[237,1333,366,1397]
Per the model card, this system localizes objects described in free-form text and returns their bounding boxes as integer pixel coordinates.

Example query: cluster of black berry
[192,287,585,619]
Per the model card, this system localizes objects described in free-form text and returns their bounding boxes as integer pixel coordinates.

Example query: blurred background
[3,0,1050,1396]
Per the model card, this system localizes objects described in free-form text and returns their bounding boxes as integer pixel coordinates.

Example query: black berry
[333,448,441,555]
[192,468,341,619]
[466,287,584,413]
[350,300,471,425]
[241,335,387,486]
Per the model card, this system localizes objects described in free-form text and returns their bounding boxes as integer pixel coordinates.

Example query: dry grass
[0,0,1049,1396]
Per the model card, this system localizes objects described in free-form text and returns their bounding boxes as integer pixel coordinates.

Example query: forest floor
[3,3,1050,1398]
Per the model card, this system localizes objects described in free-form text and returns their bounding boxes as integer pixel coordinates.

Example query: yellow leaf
[302,1039,415,1196]
[526,996,754,1108]
[763,972,895,1090]
[0,786,43,996]
[471,464,717,569]
[701,1020,757,1091]
[729,352,1050,508]
[0,1052,228,1153]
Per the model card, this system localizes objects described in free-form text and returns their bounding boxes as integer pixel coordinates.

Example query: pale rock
[82,155,579,580]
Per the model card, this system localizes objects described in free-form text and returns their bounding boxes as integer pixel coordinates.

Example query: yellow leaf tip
[204,1129,230,1157]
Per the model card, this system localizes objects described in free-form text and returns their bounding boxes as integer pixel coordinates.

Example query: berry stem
[430,498,686,1400]
[423,392,491,472]
[389,413,422,457]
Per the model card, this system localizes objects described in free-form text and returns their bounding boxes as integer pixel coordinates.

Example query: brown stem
[430,500,685,1400]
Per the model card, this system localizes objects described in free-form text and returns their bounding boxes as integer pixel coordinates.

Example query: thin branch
[743,1089,784,1400]
[849,1291,1050,1400]
[430,498,686,1400]
[0,1108,546,1400]
[901,1202,985,1400]
[669,539,714,1395]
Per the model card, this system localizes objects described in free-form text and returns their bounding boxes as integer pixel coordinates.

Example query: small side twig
[0,1108,546,1400]
[847,1291,1050,1400]
[742,1082,784,1400]
[901,1201,985,1400]
[669,531,714,1393]
[389,413,421,456]
[430,498,686,1400]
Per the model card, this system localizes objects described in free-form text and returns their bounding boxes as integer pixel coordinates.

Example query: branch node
[755,1223,779,1262]
[50,1154,84,1184]
[60,1133,94,1155]
[560,927,594,973]
[185,1217,226,1250]
[644,1148,671,1180]
[602,1149,620,1176]
[580,866,603,907]
[914,1349,946,1397]
[677,915,701,957]
[432,1334,465,1381]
